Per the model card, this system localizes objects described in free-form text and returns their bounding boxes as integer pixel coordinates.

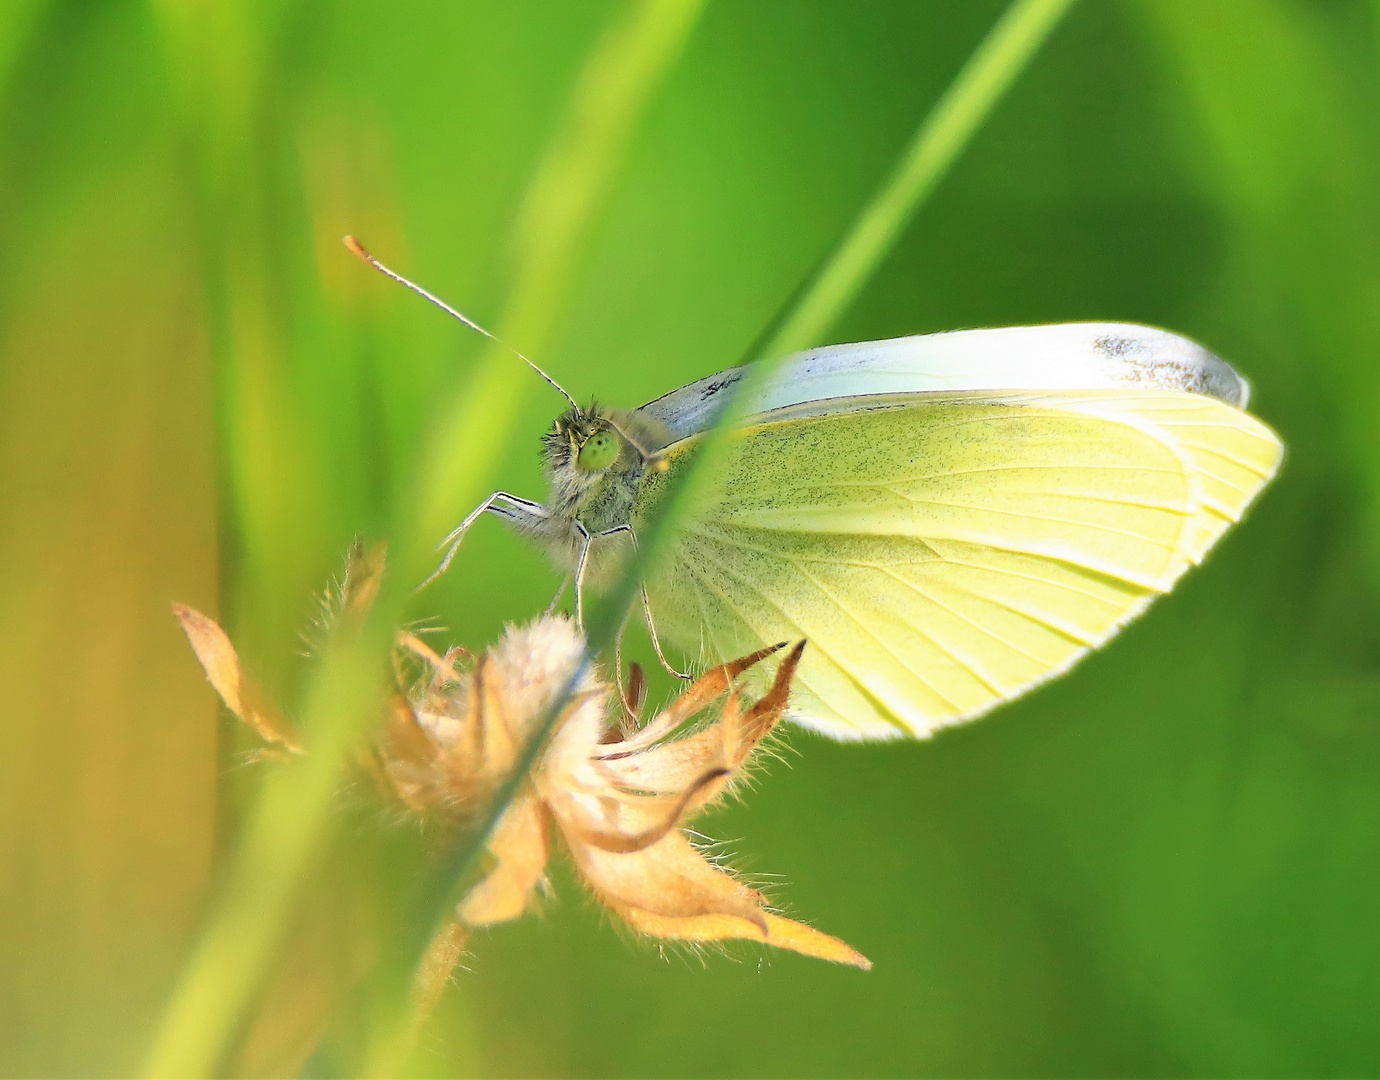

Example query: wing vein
[869,563,1051,670]
[690,521,1165,594]
[747,462,1190,498]
[789,560,983,705]
[736,498,1186,543]
[677,535,954,719]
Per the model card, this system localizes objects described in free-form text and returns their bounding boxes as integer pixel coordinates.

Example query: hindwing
[635,389,1282,740]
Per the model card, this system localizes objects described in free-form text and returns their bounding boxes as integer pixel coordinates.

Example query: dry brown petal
[412,656,514,807]
[734,639,804,760]
[459,794,550,926]
[597,644,801,809]
[567,829,767,929]
[605,642,786,755]
[384,694,438,771]
[486,615,599,743]
[397,633,467,690]
[597,725,725,794]
[342,540,387,617]
[556,767,730,854]
[595,690,739,799]
[623,661,647,724]
[614,906,871,970]
[475,656,519,774]
[173,603,303,752]
[375,696,447,814]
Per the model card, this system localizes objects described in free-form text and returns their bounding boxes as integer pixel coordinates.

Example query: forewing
[634,323,1250,447]
[637,389,1282,741]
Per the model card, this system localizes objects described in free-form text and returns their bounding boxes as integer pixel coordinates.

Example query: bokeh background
[4,0,1380,1075]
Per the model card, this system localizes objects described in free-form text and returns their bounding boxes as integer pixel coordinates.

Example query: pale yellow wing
[635,389,1282,741]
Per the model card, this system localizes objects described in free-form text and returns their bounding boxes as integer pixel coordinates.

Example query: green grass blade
[650,0,1076,590]
[147,0,1059,1071]
[140,4,703,1076]
[375,6,1082,1039]
[397,0,1082,992]
[763,0,1076,359]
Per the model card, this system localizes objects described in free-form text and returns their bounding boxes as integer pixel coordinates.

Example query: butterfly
[348,239,1284,741]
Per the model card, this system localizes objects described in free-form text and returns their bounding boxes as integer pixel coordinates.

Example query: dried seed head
[385,616,868,969]
[175,549,869,980]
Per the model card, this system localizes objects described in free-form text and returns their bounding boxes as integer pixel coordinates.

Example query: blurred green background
[4,0,1380,1075]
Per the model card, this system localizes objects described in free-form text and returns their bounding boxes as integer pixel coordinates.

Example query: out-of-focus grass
[5,2,1380,1077]
[146,0,1072,1064]
[142,3,704,1076]
[0,5,218,1075]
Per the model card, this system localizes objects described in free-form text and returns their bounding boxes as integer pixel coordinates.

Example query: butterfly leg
[640,587,695,681]
[419,491,548,591]
[571,522,592,631]
[612,609,647,727]
[587,523,691,681]
[640,582,692,681]
[569,523,692,682]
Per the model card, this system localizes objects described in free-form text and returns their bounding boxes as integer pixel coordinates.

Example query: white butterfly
[348,242,1283,741]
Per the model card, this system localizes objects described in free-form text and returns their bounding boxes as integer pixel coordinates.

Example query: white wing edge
[636,323,1252,446]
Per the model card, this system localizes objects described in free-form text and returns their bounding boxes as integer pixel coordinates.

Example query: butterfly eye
[576,430,619,472]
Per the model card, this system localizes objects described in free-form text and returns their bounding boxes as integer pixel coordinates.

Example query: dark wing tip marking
[1090,325,1250,409]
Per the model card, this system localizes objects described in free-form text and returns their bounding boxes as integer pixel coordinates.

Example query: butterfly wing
[634,383,1282,741]
[635,323,1253,448]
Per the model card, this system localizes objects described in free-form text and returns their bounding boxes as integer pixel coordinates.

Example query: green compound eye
[576,429,619,472]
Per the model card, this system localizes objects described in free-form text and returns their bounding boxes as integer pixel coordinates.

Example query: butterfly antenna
[343,235,579,411]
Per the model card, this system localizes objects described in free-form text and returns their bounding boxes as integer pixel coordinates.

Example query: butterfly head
[546,405,616,474]
[541,404,670,529]
[544,404,668,473]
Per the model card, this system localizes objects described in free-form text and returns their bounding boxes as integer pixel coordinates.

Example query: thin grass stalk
[641,0,1078,614]
[763,0,1076,359]
[363,0,1077,1068]
[141,3,703,1075]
